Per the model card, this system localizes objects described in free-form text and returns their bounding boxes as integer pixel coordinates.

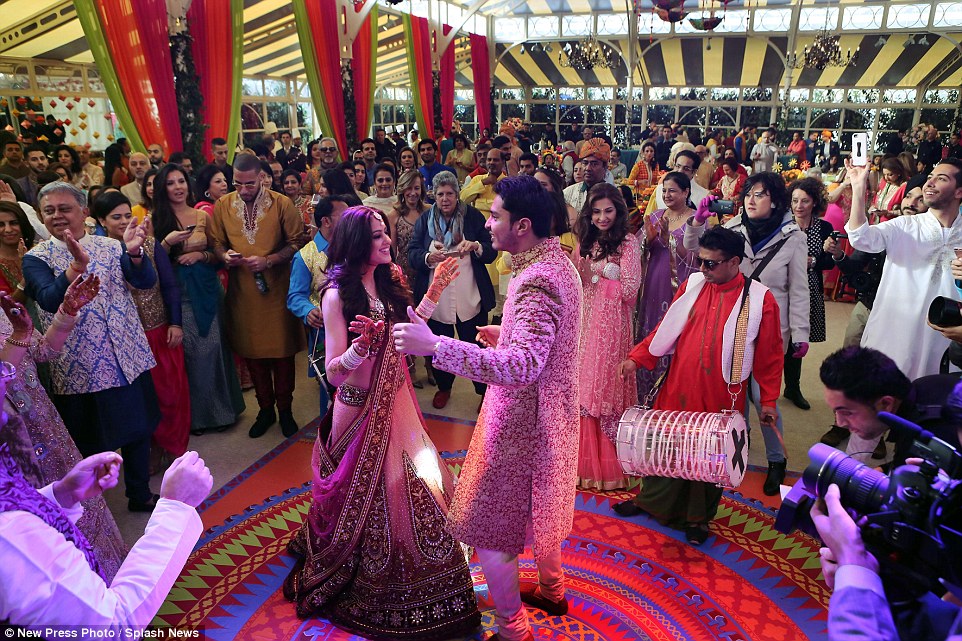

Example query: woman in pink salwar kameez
[284,207,479,640]
[572,183,641,490]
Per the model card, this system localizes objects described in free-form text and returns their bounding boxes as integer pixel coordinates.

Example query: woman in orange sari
[285,206,480,639]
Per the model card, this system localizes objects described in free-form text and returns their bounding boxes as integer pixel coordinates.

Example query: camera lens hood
[928,296,962,328]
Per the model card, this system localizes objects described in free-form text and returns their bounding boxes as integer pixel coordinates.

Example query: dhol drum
[616,407,749,488]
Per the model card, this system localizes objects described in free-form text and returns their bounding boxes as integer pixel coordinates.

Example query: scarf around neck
[743,210,785,249]
[427,202,466,250]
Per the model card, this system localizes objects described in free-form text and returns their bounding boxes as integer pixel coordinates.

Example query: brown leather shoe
[520,583,569,616]
[820,425,849,447]
[433,390,451,409]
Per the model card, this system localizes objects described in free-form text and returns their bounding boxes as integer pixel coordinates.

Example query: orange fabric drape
[95,0,171,151]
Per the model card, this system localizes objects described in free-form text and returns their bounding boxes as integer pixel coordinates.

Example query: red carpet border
[154,416,830,640]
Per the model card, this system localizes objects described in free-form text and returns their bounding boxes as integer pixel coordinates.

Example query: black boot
[279,410,298,437]
[783,388,811,410]
[783,351,810,409]
[248,407,276,438]
[763,459,787,496]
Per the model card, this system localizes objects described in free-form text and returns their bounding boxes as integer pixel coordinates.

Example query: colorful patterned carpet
[154,417,829,640]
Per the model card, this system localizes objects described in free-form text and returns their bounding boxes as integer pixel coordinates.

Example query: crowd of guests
[2,115,962,638]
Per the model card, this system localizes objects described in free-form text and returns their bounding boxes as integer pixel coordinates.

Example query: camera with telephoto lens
[775,412,962,600]
[708,199,735,216]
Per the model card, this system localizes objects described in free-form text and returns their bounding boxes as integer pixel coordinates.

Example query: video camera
[775,412,962,600]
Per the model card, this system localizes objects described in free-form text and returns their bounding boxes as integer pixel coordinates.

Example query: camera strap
[748,237,789,282]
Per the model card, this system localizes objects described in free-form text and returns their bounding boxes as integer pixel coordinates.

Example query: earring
[204,190,211,199]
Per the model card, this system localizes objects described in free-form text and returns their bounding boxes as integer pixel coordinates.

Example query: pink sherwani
[434,237,582,556]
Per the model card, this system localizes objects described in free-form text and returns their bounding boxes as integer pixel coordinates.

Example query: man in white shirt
[844,158,962,453]
[120,152,150,206]
[76,146,105,187]
[0,443,211,631]
[750,131,778,175]
[563,138,610,211]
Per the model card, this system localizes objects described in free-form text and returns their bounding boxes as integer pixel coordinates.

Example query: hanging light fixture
[788,28,859,70]
[787,0,859,70]
[559,36,616,70]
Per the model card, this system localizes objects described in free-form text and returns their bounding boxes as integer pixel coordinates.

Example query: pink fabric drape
[130,0,182,152]
[470,34,491,134]
[188,0,240,160]
[440,24,455,135]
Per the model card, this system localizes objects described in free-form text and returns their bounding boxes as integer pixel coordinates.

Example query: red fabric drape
[440,24,455,135]
[351,4,377,140]
[189,0,236,160]
[131,0,182,152]
[410,16,435,137]
[470,34,491,134]
[96,0,170,151]
[306,0,348,155]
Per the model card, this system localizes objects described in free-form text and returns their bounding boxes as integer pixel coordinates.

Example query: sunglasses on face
[700,257,731,271]
[319,147,336,153]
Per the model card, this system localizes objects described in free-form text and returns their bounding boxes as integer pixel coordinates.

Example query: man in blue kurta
[286,194,358,415]
[23,182,160,512]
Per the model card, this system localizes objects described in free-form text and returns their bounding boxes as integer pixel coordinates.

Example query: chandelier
[788,28,859,70]
[559,36,616,70]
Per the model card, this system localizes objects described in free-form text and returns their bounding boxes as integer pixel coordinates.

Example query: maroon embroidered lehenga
[284,317,481,639]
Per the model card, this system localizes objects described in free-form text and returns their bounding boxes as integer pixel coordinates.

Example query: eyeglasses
[233,181,258,188]
[674,164,695,174]
[746,191,770,200]
[318,147,336,153]
[700,257,731,271]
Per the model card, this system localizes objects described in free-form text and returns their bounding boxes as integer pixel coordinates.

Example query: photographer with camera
[819,346,961,467]
[781,347,962,641]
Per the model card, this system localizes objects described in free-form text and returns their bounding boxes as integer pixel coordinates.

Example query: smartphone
[852,133,868,166]
[954,247,962,259]
[184,225,197,232]
[708,199,735,216]
[442,250,461,258]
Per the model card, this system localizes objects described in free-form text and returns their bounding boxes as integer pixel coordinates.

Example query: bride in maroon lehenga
[284,206,480,639]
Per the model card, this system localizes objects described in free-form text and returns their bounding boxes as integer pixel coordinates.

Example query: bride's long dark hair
[323,206,411,330]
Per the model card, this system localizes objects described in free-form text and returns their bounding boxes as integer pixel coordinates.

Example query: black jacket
[408,203,497,316]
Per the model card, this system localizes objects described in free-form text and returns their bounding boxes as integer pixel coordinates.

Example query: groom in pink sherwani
[394,175,582,641]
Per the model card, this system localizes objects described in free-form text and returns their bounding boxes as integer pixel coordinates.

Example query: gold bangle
[5,336,31,348]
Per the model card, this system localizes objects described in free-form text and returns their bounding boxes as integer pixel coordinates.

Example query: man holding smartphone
[210,153,306,438]
[842,157,962,455]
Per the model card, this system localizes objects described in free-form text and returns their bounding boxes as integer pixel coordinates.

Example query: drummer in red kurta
[394,176,582,641]
[614,225,783,545]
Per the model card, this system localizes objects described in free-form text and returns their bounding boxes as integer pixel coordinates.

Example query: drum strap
[729,277,753,383]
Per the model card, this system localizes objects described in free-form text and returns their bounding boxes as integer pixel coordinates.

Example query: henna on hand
[0,294,32,335]
[425,256,460,301]
[63,274,100,314]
